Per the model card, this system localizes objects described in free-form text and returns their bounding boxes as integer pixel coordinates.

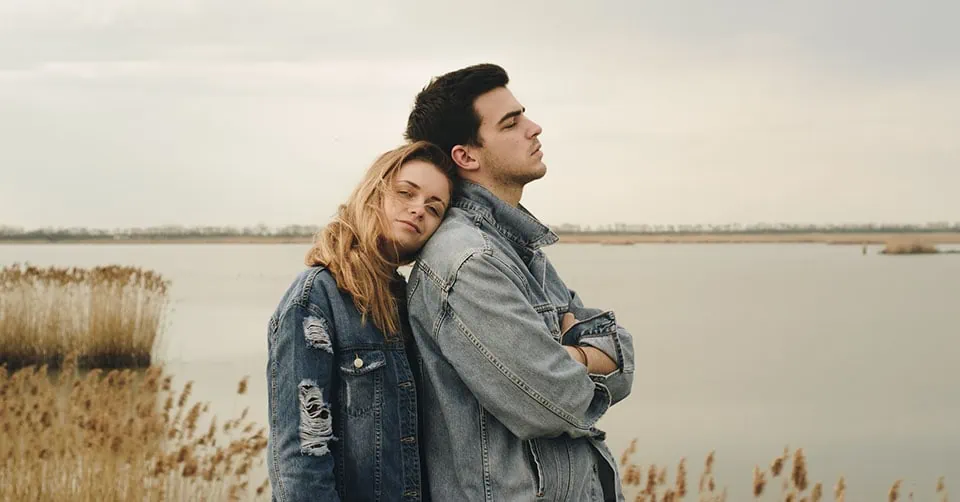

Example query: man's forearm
[565,345,618,375]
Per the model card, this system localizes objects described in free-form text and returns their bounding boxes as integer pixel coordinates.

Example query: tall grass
[881,240,940,255]
[0,353,268,501]
[619,440,950,501]
[0,264,169,369]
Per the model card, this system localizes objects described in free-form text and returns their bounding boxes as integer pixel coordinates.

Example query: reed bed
[619,440,949,502]
[0,264,169,369]
[880,241,940,255]
[0,352,268,501]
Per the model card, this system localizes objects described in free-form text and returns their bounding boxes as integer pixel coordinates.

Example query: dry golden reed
[836,476,847,502]
[0,264,170,369]
[620,442,947,502]
[0,352,267,501]
[890,479,902,502]
[753,466,767,498]
[881,240,940,255]
[812,481,823,502]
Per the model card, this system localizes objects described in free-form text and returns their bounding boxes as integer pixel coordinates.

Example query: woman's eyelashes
[395,186,443,217]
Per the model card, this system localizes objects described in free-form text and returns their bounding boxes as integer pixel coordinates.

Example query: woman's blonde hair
[305,141,456,336]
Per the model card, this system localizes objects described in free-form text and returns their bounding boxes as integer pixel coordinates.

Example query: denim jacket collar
[453,181,558,251]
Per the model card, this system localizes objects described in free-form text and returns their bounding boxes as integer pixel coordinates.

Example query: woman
[266,140,456,502]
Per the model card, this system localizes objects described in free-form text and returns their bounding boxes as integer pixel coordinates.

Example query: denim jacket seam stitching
[577,329,615,338]
[418,237,490,292]
[478,410,494,502]
[448,311,594,430]
[435,246,493,293]
[457,199,536,250]
[455,191,555,250]
[474,252,528,294]
[533,304,555,314]
[406,272,421,302]
[444,252,595,428]
[267,359,288,502]
[297,266,325,306]
[415,261,445,290]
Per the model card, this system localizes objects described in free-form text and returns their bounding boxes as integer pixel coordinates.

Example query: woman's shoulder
[275,265,343,314]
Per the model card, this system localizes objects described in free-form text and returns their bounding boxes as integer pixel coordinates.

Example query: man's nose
[527,119,542,138]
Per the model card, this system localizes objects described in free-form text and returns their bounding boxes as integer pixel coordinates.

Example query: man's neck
[461,174,523,207]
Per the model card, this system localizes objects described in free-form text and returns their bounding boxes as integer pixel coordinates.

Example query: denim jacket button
[354,355,364,369]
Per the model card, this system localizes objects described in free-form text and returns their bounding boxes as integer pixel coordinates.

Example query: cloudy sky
[1,0,957,229]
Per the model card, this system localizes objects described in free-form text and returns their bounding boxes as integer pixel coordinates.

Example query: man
[403,63,635,501]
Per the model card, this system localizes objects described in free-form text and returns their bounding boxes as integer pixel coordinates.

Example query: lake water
[2,242,958,501]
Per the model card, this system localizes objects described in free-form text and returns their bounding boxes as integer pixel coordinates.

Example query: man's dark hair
[404,63,509,158]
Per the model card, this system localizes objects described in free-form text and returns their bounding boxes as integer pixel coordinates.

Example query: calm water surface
[2,243,958,501]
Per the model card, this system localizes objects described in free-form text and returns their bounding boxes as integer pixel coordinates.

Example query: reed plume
[619,442,943,502]
[0,264,169,369]
[0,356,267,500]
[889,480,902,502]
[753,466,766,498]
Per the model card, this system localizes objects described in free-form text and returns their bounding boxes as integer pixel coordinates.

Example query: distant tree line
[0,222,957,242]
[548,221,960,235]
[0,224,322,242]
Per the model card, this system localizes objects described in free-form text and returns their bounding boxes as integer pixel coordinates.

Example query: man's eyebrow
[496,107,524,126]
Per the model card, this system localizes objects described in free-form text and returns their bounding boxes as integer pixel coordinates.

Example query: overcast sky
[1,0,957,229]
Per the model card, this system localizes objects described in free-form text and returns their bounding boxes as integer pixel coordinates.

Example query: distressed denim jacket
[406,181,636,501]
[266,267,428,502]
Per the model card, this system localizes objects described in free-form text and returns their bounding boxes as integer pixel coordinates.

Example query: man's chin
[523,163,547,183]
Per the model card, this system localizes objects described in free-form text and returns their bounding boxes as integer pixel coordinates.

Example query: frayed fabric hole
[298,379,336,456]
[303,316,333,354]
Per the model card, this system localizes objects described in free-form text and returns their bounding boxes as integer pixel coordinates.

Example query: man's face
[472,87,545,187]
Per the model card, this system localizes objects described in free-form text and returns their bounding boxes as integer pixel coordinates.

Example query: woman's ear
[450,145,479,173]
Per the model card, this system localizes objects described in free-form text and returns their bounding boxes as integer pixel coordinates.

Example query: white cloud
[1,0,958,228]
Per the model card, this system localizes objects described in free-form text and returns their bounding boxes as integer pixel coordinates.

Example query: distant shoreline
[2,232,959,246]
[556,231,960,245]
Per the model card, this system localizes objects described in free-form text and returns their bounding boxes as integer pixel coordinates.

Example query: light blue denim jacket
[406,181,636,501]
[266,267,428,502]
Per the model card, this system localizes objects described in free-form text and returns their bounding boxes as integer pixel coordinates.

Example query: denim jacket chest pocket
[338,348,387,418]
[534,303,561,339]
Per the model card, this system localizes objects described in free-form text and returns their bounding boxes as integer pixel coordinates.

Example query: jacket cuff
[560,309,625,378]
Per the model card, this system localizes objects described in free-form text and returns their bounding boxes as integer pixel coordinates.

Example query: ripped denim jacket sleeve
[267,303,340,502]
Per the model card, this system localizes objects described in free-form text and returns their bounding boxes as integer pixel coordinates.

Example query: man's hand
[560,312,577,334]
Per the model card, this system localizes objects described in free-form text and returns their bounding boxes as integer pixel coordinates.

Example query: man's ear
[451,145,480,173]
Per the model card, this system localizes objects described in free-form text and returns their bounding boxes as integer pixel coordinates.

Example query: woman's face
[382,159,452,259]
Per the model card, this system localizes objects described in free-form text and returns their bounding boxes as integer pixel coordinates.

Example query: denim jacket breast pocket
[534,303,561,340]
[338,348,387,418]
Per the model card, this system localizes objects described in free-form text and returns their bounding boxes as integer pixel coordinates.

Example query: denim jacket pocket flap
[339,349,387,376]
[535,304,561,337]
